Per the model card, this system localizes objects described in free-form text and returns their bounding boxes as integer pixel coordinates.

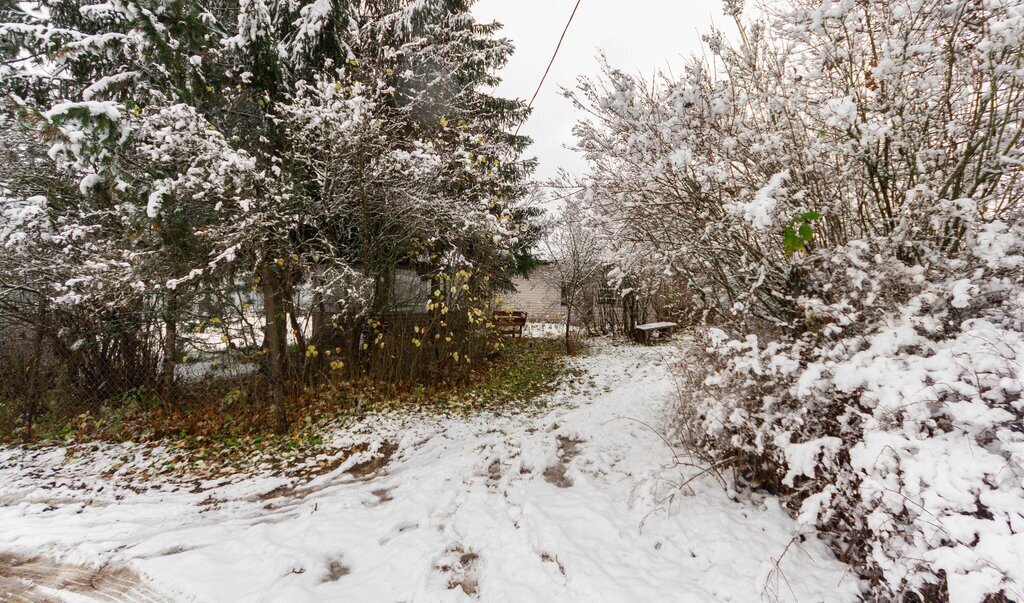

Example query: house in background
[502,262,566,323]
[502,262,629,332]
[311,260,640,333]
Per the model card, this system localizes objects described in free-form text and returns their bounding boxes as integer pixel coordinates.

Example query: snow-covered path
[0,342,859,602]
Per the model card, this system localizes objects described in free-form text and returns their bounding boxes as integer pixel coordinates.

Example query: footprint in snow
[321,558,350,583]
[543,436,583,488]
[435,544,480,597]
[362,487,394,507]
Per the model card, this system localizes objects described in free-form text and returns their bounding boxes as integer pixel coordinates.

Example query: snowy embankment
[0,342,859,602]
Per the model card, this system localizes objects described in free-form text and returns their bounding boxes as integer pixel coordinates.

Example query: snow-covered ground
[0,341,860,602]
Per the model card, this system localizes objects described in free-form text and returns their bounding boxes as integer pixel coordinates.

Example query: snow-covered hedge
[675,221,1024,600]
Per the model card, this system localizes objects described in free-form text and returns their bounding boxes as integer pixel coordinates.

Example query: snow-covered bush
[676,224,1024,600]
[571,0,1024,598]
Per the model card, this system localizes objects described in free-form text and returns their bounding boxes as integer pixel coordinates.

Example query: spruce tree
[1,0,540,430]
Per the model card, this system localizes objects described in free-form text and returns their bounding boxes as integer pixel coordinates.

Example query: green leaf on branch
[783,211,822,258]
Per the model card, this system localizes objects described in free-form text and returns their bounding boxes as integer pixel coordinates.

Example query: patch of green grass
[434,338,578,413]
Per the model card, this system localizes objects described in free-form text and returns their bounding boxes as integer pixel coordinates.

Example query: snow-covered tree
[1,0,539,431]
[543,195,603,354]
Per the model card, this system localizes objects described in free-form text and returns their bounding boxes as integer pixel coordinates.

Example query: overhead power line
[515,0,583,137]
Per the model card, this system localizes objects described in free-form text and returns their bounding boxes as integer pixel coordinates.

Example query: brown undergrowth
[0,337,577,480]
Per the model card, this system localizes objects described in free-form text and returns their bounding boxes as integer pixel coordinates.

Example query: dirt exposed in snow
[345,441,398,479]
[321,558,350,583]
[543,435,583,488]
[0,552,172,602]
[0,340,861,602]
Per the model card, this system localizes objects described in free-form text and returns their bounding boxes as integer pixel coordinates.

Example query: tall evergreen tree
[1,0,540,431]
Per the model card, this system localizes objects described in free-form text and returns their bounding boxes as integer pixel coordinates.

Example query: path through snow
[0,341,860,602]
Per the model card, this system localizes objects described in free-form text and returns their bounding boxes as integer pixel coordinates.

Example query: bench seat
[633,321,679,345]
[493,310,527,337]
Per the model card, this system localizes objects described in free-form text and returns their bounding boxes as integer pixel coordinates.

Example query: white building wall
[502,264,566,323]
[393,267,431,312]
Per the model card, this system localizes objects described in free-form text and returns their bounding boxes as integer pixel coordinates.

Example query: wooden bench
[633,321,678,345]
[493,310,527,338]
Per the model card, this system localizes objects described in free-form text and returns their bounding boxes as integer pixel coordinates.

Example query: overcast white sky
[472,0,728,181]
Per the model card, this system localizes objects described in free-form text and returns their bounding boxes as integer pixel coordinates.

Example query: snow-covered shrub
[571,0,1024,598]
[675,220,1024,600]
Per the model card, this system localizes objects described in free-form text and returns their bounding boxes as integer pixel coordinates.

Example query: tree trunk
[159,287,178,402]
[24,298,47,442]
[310,287,326,384]
[311,286,325,346]
[262,259,289,434]
[623,290,636,338]
[564,301,573,356]
[281,271,307,380]
[371,263,396,317]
